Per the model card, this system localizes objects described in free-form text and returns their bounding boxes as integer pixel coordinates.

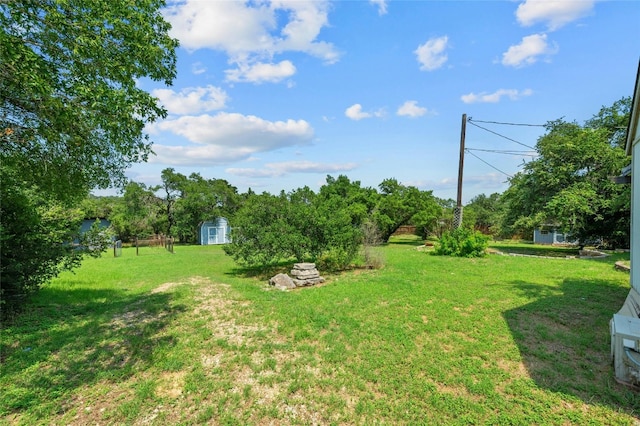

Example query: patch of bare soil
[151,276,213,294]
[430,379,486,403]
[155,371,186,399]
[58,276,353,425]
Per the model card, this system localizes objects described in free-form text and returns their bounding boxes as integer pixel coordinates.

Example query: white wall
[632,141,640,293]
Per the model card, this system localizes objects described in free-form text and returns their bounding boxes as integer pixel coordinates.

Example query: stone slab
[269,273,296,290]
[293,263,316,270]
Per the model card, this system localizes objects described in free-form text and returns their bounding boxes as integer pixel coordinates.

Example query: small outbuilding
[533,226,574,245]
[198,218,231,245]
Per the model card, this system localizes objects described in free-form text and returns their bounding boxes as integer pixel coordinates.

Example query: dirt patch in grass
[151,276,215,294]
[162,276,330,423]
[61,383,136,425]
[496,358,529,379]
[431,379,486,403]
[156,371,186,399]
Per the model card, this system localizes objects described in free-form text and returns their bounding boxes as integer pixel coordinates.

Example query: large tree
[501,98,631,246]
[224,176,379,270]
[109,181,164,242]
[0,0,178,309]
[223,191,314,268]
[463,193,504,236]
[1,0,178,200]
[172,172,240,243]
[374,178,441,241]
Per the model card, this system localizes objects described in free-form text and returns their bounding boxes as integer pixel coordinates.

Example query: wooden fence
[392,225,417,236]
[135,235,174,255]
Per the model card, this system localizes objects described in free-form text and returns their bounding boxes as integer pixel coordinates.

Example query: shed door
[208,227,217,245]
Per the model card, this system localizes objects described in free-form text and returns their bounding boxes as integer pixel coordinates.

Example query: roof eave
[625,59,640,156]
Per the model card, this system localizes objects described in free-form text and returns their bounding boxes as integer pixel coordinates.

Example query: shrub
[1,169,114,313]
[317,247,354,271]
[360,219,385,269]
[433,228,489,258]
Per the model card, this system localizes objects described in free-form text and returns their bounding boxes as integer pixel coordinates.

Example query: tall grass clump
[433,227,489,257]
[360,219,385,269]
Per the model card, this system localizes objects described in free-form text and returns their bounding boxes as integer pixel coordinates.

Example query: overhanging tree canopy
[1,0,178,201]
[501,98,631,246]
[0,0,178,310]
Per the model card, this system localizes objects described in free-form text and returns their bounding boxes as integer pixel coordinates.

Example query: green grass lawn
[2,239,639,425]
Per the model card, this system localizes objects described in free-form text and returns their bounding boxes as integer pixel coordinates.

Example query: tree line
[80,173,444,269]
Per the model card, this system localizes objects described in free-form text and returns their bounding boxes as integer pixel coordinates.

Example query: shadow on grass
[0,285,185,416]
[387,236,425,247]
[503,278,640,415]
[225,259,297,280]
[489,244,580,257]
[386,240,425,247]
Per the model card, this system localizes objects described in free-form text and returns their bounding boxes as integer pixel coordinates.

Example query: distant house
[610,60,640,387]
[198,218,231,245]
[74,218,112,246]
[80,218,111,234]
[533,226,575,245]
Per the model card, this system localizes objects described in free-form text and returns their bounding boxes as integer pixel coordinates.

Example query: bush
[1,168,112,313]
[316,247,354,271]
[433,228,489,258]
[0,180,82,312]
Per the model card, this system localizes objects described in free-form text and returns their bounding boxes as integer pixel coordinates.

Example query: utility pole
[454,113,467,229]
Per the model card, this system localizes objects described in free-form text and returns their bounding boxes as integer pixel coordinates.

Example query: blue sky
[121,0,639,203]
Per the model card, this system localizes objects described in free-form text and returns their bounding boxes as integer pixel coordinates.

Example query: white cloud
[405,177,456,191]
[345,104,370,120]
[191,61,206,75]
[150,144,256,166]
[461,88,533,104]
[225,60,296,84]
[276,2,339,63]
[501,33,558,67]
[370,0,388,15]
[164,1,275,54]
[164,0,339,83]
[227,160,358,178]
[152,85,228,115]
[464,173,510,191]
[415,36,449,71]
[397,100,428,118]
[148,112,314,165]
[413,173,506,192]
[224,168,279,178]
[345,104,385,120]
[516,0,595,31]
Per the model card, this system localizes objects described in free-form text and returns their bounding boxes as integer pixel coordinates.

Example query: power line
[466,147,538,157]
[467,120,536,150]
[465,148,513,178]
[468,118,545,127]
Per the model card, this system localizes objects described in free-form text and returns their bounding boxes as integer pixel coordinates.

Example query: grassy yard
[1,239,639,425]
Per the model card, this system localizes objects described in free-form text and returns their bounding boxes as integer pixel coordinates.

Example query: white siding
[632,139,640,293]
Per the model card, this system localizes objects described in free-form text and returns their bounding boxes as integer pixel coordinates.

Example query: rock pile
[269,263,325,290]
[290,263,325,287]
